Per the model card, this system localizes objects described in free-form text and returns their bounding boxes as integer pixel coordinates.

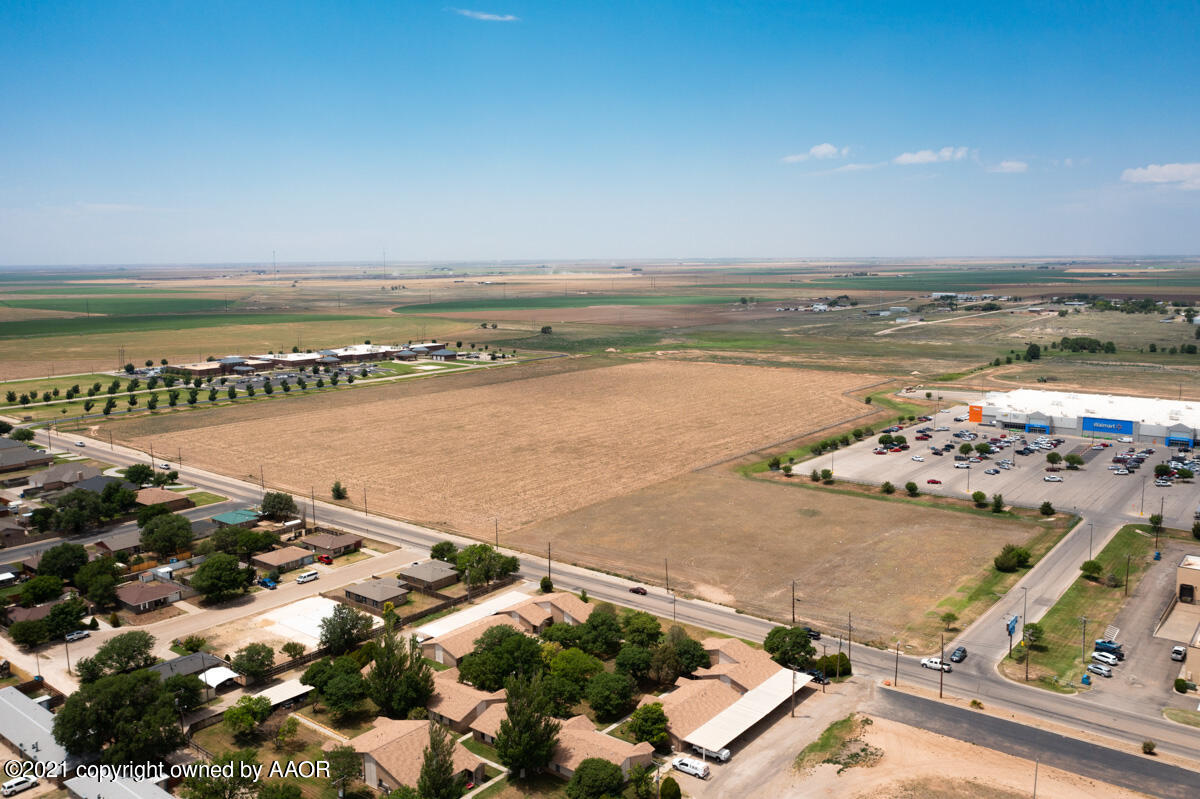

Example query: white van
[692,744,731,762]
[671,757,710,780]
[296,570,319,584]
[2,776,39,797]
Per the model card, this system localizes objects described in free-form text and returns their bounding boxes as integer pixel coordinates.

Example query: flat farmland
[114,359,877,535]
[508,471,1045,649]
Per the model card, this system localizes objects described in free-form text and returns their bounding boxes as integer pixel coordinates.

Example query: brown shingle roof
[116,581,180,606]
[498,592,593,628]
[301,532,362,550]
[252,546,312,567]
[552,716,654,774]
[642,678,741,741]
[135,487,188,507]
[695,638,779,693]
[469,703,507,740]
[328,719,482,788]
[427,668,504,724]
[426,615,524,663]
[29,464,99,489]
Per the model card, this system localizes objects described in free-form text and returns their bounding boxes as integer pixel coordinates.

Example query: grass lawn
[194,721,363,799]
[296,699,379,737]
[794,713,877,771]
[1002,525,1154,690]
[460,735,500,763]
[330,550,371,567]
[472,773,568,799]
[1163,707,1200,728]
[184,491,227,506]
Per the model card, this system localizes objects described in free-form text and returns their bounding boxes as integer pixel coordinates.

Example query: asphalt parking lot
[810,405,1198,530]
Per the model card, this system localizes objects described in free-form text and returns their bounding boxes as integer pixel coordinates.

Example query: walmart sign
[1082,416,1133,435]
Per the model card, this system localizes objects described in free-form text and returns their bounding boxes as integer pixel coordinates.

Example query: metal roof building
[0,685,80,767]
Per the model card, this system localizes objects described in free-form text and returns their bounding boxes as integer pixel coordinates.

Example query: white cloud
[1120,162,1200,190]
[450,8,519,22]
[830,162,884,172]
[782,142,849,163]
[893,146,968,165]
[988,160,1028,173]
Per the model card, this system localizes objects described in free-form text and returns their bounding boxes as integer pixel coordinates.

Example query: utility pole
[259,465,265,498]
[1033,758,1040,799]
[1079,617,1088,667]
[1124,555,1130,597]
[1021,586,1030,681]
[939,633,945,698]
[64,635,72,674]
[894,641,900,686]
[495,517,499,547]
[665,559,669,592]
[791,580,795,625]
[310,487,317,528]
[547,542,551,582]
[363,486,368,517]
[847,611,852,664]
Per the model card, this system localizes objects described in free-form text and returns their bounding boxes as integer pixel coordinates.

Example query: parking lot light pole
[1088,523,1094,561]
[939,633,945,699]
[894,641,900,687]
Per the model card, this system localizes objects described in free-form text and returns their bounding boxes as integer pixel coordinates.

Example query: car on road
[949,646,967,662]
[259,577,277,590]
[1172,645,1187,662]
[984,468,999,475]
[911,456,925,462]
[316,554,333,565]
[1086,663,1113,678]
[629,586,647,595]
[64,630,89,642]
[2,776,39,797]
[954,463,970,469]
[74,440,85,447]
[1091,650,1119,666]
[801,626,821,640]
[1043,475,1063,482]
[926,478,942,484]
[920,657,952,672]
[159,462,171,469]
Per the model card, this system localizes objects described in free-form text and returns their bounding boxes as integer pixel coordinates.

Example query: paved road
[870,688,1200,799]
[23,428,1200,766]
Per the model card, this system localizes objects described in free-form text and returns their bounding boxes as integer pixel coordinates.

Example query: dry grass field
[114,358,877,535]
[507,470,1042,648]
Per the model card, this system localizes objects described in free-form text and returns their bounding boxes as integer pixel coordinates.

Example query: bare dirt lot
[115,358,877,536]
[507,470,1042,647]
[415,303,784,327]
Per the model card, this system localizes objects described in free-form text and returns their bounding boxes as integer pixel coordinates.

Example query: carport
[683,669,812,756]
[199,666,240,689]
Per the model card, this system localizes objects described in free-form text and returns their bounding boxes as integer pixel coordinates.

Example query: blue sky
[1,1,1198,264]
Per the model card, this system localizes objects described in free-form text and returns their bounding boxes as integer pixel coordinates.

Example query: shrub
[1081,560,1103,580]
[972,490,987,507]
[881,481,895,495]
[821,469,834,484]
[782,464,792,476]
[813,652,851,678]
[905,481,919,497]
[810,469,820,482]
[108,612,121,628]
[768,456,782,471]
[1040,501,1055,516]
[1174,678,1189,694]
[331,481,348,500]
[994,549,1020,573]
[659,777,681,799]
[1142,740,1156,755]
[991,494,1004,513]
[181,635,207,653]
[540,576,554,593]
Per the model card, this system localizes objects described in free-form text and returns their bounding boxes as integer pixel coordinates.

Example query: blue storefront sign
[1081,417,1133,435]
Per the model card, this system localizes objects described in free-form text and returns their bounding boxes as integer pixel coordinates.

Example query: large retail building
[972,389,1200,446]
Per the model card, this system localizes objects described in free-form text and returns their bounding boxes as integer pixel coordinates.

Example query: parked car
[629,586,647,595]
[64,630,89,642]
[691,744,731,762]
[920,657,952,672]
[1172,645,1187,662]
[931,449,943,456]
[1043,475,1063,482]
[1114,468,1130,475]
[1086,663,1113,678]
[949,646,967,662]
[671,757,710,780]
[316,554,333,565]
[1,777,38,797]
[1091,650,1119,666]
[926,478,942,484]
[805,669,830,685]
[984,468,999,475]
[954,463,970,469]
[1155,479,1172,487]
[1094,639,1124,657]
[911,456,925,462]
[259,577,277,589]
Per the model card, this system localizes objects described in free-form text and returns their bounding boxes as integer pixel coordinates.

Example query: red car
[316,554,333,565]
[629,586,647,595]
[926,478,942,484]
[890,446,902,452]
[915,434,931,441]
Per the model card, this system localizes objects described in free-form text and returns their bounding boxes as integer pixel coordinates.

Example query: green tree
[231,643,276,684]
[1022,622,1044,648]
[660,776,682,799]
[44,597,88,639]
[565,758,624,799]
[1046,451,1062,466]
[326,744,361,793]
[260,492,297,521]
[125,463,154,485]
[1064,453,1084,469]
[367,618,434,719]
[136,502,172,529]
[626,702,669,749]
[940,611,959,630]
[331,480,348,500]
[614,644,653,681]
[763,626,817,669]
[621,611,662,649]
[578,603,623,656]
[495,673,560,778]
[459,625,546,692]
[223,695,273,740]
[20,575,63,606]
[35,543,88,582]
[974,442,991,456]
[9,620,48,647]
[971,490,987,507]
[191,553,250,603]
[959,442,973,455]
[881,481,895,494]
[281,641,306,659]
[270,717,300,752]
[227,386,238,400]
[417,722,462,799]
[164,673,206,713]
[905,481,919,497]
[550,647,604,690]
[430,541,458,562]
[319,604,373,655]
[1081,559,1103,580]
[540,576,554,593]
[585,671,634,720]
[991,493,1005,513]
[628,764,655,799]
[140,513,193,558]
[181,748,261,799]
[1025,343,1041,360]
[1149,513,1164,533]
[53,670,186,765]
[322,669,367,722]
[11,427,34,441]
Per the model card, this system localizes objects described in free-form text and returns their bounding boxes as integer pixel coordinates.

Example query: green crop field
[0,312,374,340]
[2,297,232,315]
[804,269,1084,292]
[3,286,202,295]
[392,294,739,314]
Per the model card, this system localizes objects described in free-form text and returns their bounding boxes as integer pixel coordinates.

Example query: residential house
[693,638,781,693]
[65,775,173,799]
[0,516,26,547]
[344,578,409,611]
[642,677,742,751]
[494,592,593,634]
[26,464,100,494]
[472,712,652,779]
[75,475,137,494]
[4,600,67,627]
[329,719,485,794]
[135,487,195,512]
[94,529,143,559]
[250,545,314,573]
[421,615,524,667]
[148,651,227,679]
[212,508,261,528]
[0,446,54,474]
[0,686,81,767]
[298,532,362,557]
[116,580,183,614]
[397,559,459,591]
[426,668,505,732]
